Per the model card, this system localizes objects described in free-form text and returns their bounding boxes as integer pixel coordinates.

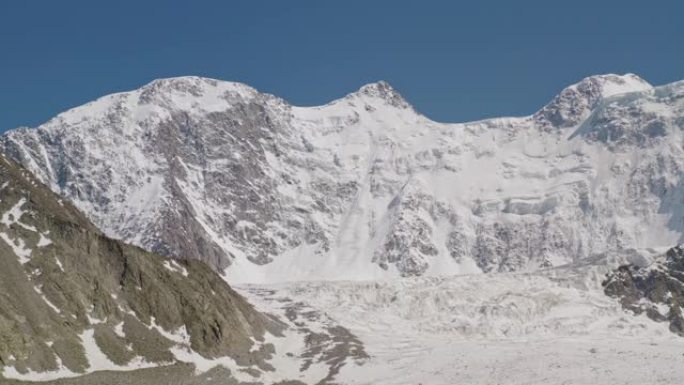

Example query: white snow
[0,329,161,382]
[149,313,331,383]
[113,322,126,339]
[598,73,653,98]
[79,328,159,373]
[168,327,331,383]
[37,233,52,247]
[168,345,256,381]
[0,198,43,263]
[257,330,331,383]
[2,199,29,227]
[1,198,35,231]
[1,355,78,382]
[85,310,105,325]
[32,285,61,314]
[54,256,64,272]
[149,316,189,345]
[601,82,646,99]
[0,232,32,263]
[162,260,189,277]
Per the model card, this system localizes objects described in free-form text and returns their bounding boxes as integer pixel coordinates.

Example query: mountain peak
[357,80,396,95]
[138,76,259,101]
[534,73,653,128]
[345,80,412,109]
[572,73,652,98]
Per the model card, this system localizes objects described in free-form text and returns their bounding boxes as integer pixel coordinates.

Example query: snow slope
[3,74,684,282]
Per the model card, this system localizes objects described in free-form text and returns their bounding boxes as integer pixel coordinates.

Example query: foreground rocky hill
[0,153,284,382]
[2,74,683,283]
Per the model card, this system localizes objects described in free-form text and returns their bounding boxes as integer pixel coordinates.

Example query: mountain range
[3,73,683,283]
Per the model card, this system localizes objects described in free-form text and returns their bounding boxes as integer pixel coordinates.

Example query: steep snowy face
[3,74,684,282]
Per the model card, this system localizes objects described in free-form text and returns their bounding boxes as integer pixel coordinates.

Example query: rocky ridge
[0,152,284,382]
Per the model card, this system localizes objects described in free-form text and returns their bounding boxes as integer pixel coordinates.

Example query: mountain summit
[534,73,653,128]
[345,80,412,109]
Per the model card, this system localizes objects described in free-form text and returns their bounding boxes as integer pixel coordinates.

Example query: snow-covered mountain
[3,73,684,283]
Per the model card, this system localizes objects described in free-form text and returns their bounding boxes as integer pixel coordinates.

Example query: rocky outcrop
[603,245,684,335]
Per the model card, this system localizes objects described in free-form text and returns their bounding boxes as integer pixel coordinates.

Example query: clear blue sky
[1,0,682,131]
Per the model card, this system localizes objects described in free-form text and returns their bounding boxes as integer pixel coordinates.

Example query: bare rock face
[0,153,281,379]
[603,245,684,335]
[3,74,684,281]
